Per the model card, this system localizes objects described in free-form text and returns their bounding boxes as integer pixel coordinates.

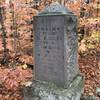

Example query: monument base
[23,74,84,100]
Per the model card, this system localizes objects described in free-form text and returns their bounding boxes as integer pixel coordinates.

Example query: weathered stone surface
[96,87,100,97]
[80,96,96,100]
[40,2,72,14]
[33,2,79,87]
[23,74,84,100]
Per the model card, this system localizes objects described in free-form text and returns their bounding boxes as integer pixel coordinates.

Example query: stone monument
[24,2,84,100]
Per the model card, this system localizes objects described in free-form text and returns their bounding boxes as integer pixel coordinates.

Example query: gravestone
[24,2,84,100]
[34,2,79,87]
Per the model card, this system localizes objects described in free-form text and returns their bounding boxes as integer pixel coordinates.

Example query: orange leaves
[3,68,32,91]
[79,49,100,96]
[0,67,32,99]
[19,55,34,65]
[0,1,37,65]
[4,78,18,91]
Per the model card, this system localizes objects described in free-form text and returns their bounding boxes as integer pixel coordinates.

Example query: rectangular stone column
[23,2,84,100]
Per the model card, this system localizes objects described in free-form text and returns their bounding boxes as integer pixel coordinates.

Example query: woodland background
[0,0,100,99]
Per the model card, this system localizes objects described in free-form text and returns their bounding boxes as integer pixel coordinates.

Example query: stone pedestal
[23,74,84,100]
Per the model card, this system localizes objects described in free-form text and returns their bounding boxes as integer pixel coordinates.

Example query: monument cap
[37,2,74,15]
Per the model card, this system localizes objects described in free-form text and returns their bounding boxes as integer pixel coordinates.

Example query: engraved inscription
[34,16,65,85]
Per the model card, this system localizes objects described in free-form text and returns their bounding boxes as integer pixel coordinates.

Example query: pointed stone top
[38,2,74,16]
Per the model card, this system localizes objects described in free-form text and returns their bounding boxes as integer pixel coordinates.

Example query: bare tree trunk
[0,7,8,65]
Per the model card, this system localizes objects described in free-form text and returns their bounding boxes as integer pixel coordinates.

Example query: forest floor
[79,46,100,96]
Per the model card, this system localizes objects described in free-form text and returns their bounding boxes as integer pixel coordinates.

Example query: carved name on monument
[34,3,79,87]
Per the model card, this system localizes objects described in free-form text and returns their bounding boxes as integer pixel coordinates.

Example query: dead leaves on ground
[79,48,100,96]
[0,67,32,100]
